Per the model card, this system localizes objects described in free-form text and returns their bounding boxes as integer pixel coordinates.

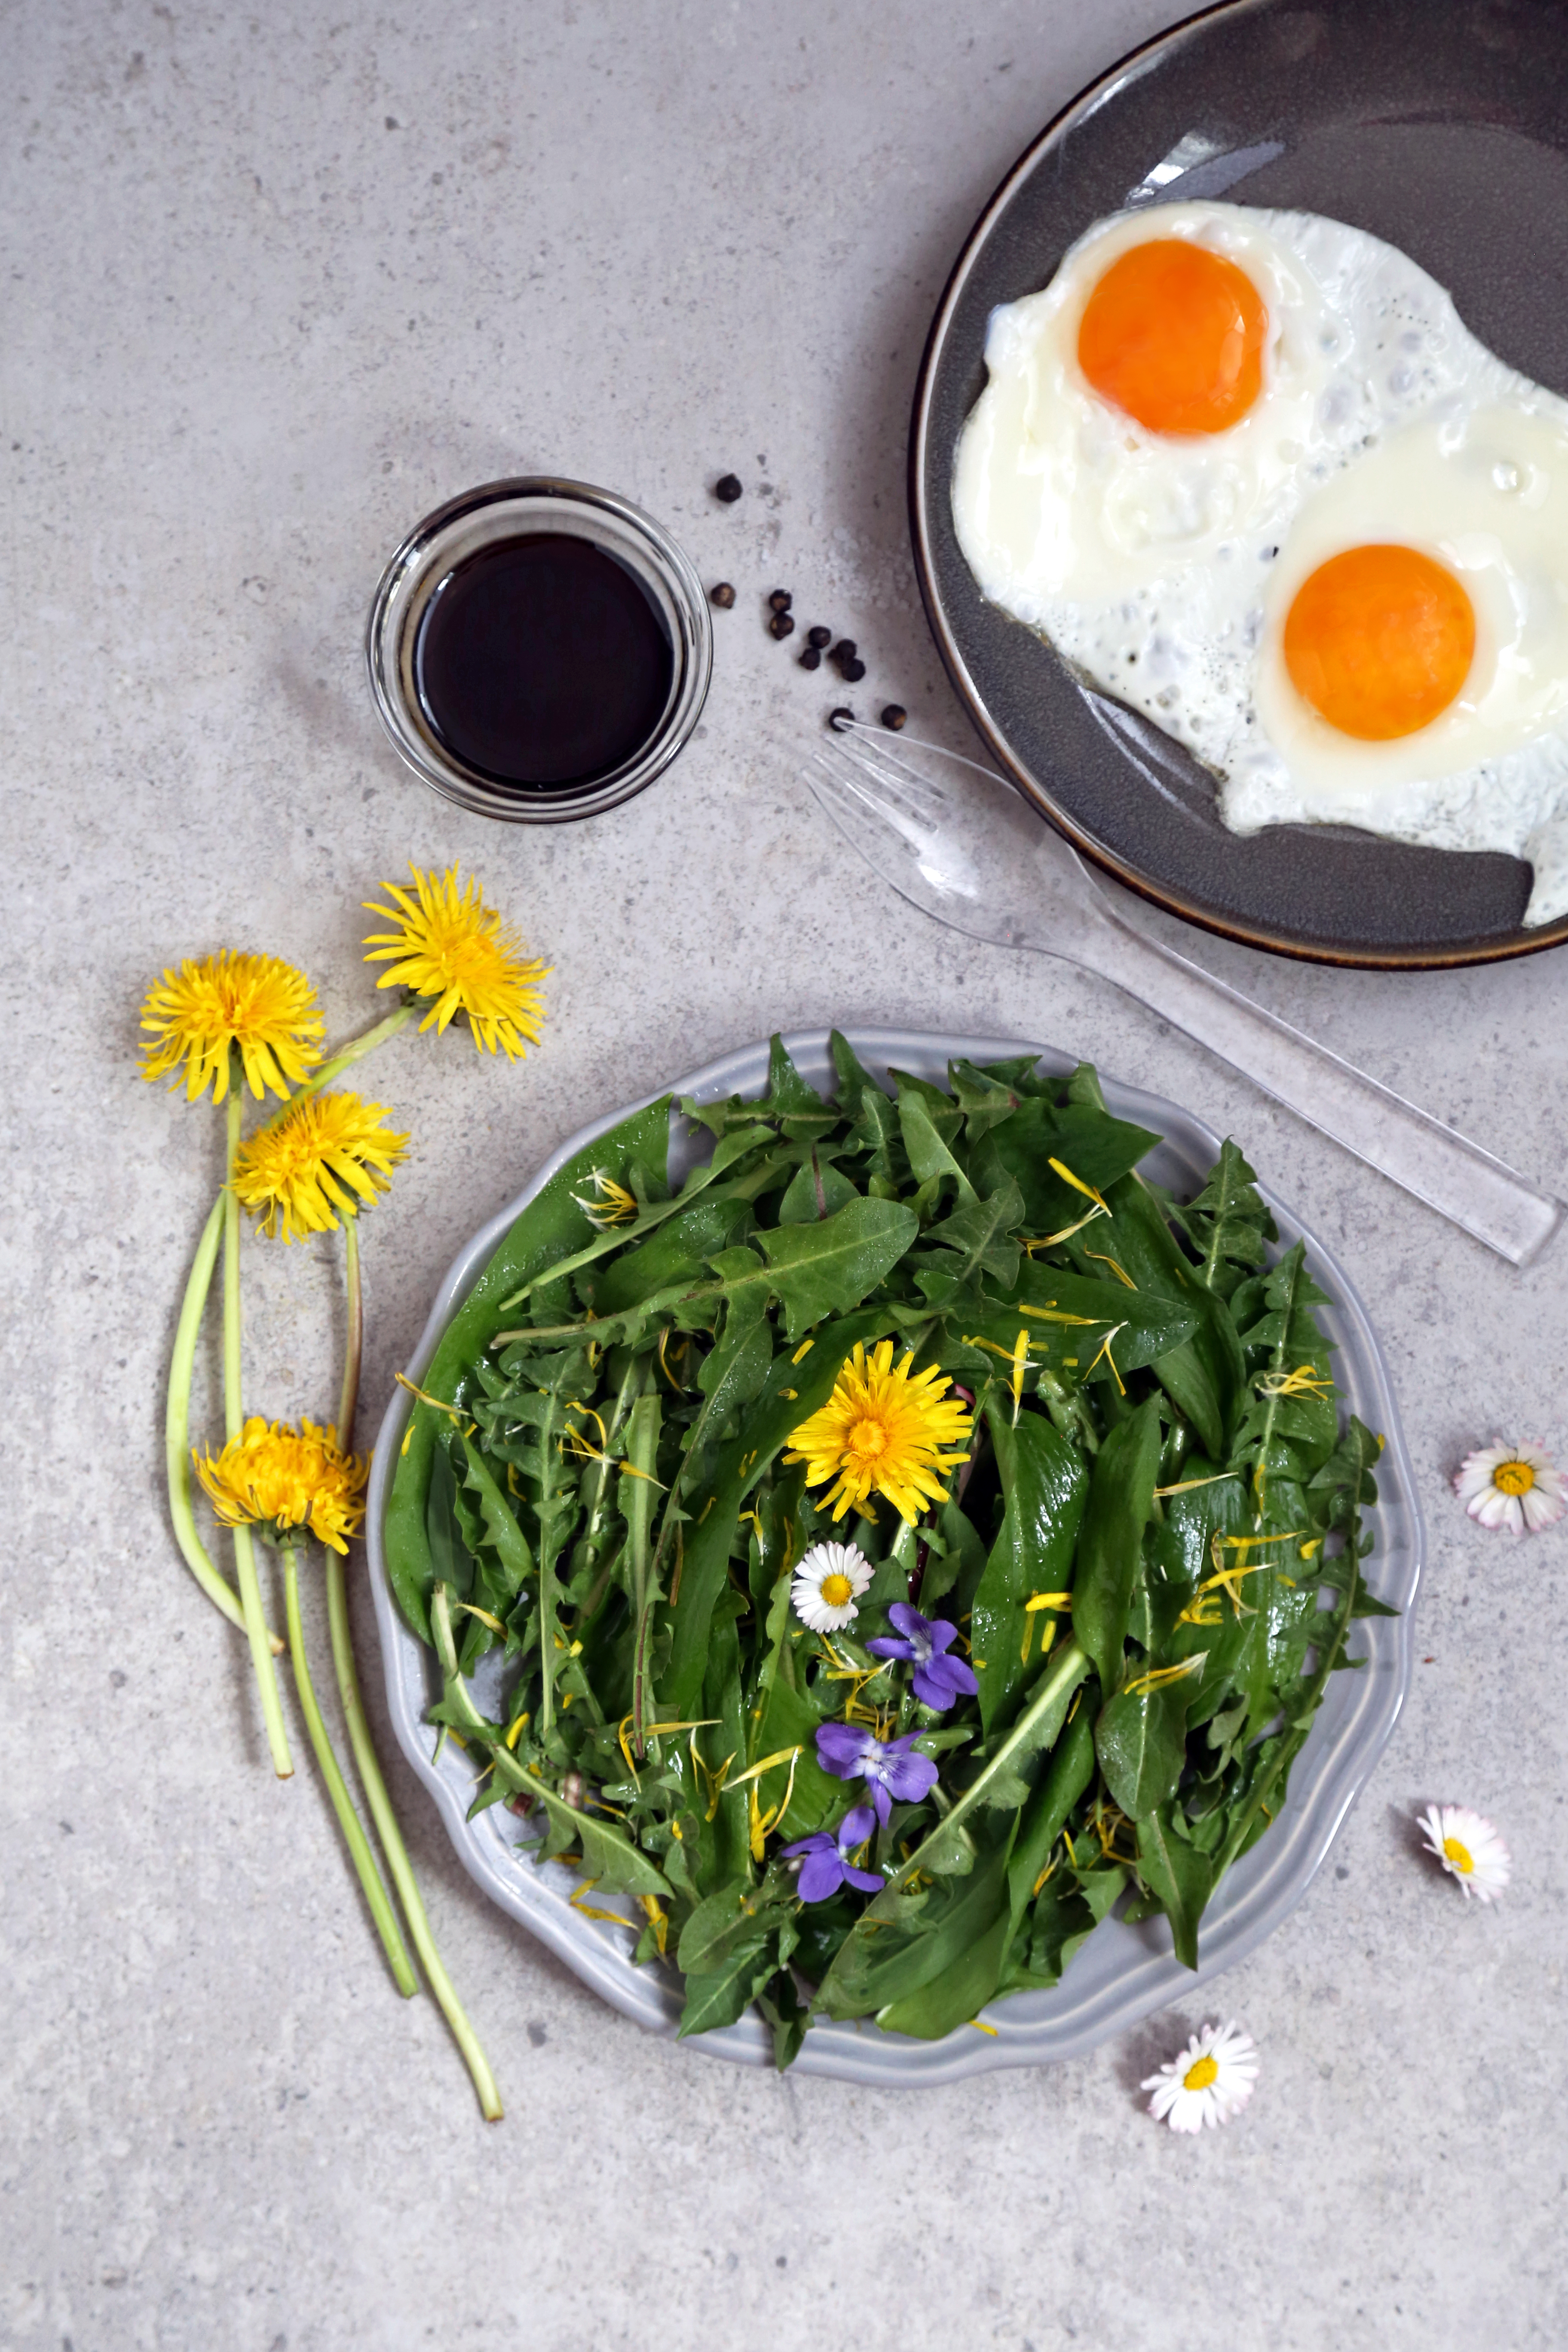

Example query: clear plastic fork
[806,718,1563,1268]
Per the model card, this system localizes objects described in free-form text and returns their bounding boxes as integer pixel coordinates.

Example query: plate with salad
[366,1028,1421,2082]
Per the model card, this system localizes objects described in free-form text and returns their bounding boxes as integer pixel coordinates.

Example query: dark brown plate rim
[907,0,1568,972]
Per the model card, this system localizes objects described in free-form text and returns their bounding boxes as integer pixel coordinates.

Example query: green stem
[258,1002,417,1138]
[327,1554,503,2119]
[626,1389,663,1753]
[282,1539,417,1997]
[164,1194,284,1652]
[225,1087,295,1778]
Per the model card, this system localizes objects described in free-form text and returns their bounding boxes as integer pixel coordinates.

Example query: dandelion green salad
[384,1035,1389,2066]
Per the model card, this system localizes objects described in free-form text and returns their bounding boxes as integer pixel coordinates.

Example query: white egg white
[952,199,1568,925]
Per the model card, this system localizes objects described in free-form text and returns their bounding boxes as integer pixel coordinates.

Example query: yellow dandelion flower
[194,1415,369,1554]
[784,1339,974,1525]
[363,864,549,1059]
[140,950,324,1104]
[231,1089,410,1242]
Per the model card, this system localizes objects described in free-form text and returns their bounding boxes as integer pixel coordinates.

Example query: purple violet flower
[780,1804,883,1903]
[815,1721,940,1825]
[866,1602,980,1712]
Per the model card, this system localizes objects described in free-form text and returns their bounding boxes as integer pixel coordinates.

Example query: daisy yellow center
[819,1572,854,1608]
[1183,2054,1219,2092]
[1442,1836,1474,1874]
[783,1340,975,1526]
[1493,1460,1534,1496]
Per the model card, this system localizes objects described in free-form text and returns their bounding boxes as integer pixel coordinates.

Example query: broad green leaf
[971,1098,1159,1235]
[677,1942,781,2038]
[1136,1802,1215,1969]
[946,1058,1028,1141]
[876,1906,1011,2040]
[425,1441,475,1603]
[896,1085,976,1204]
[763,1033,839,1139]
[755,1196,917,1341]
[592,1193,753,1317]
[749,1674,839,1839]
[1072,1397,1161,1695]
[971,1402,1088,1734]
[818,1843,1012,2023]
[777,1154,861,1225]
[912,1175,1026,1297]
[678,1883,794,1975]
[1004,1702,1096,1934]
[1095,1676,1193,1820]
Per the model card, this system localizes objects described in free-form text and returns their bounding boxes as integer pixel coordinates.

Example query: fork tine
[812,735,949,830]
[823,727,954,817]
[808,748,937,856]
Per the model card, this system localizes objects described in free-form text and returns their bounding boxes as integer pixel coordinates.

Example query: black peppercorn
[880,703,907,730]
[807,625,831,649]
[799,645,822,671]
[828,706,856,731]
[768,588,793,612]
[841,656,866,682]
[769,611,796,640]
[710,581,736,609]
[831,637,858,668]
[714,473,743,503]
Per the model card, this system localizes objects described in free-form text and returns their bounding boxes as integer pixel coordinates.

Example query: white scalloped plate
[365,1029,1423,2082]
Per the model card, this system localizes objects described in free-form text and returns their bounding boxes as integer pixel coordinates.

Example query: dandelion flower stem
[258,1003,418,1138]
[327,1223,504,2116]
[225,1086,295,1778]
[280,1537,417,1997]
[164,1192,284,1652]
[324,1546,503,2118]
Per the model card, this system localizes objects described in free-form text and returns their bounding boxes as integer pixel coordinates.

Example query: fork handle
[1077,913,1563,1267]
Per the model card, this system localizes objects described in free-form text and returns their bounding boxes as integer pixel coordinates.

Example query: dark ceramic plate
[911,0,1568,968]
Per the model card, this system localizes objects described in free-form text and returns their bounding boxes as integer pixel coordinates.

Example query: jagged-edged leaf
[457,1432,536,1596]
[896,1084,976,1204]
[756,1196,917,1341]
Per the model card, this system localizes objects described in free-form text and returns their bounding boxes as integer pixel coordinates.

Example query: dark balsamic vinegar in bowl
[415,534,675,793]
[367,478,712,824]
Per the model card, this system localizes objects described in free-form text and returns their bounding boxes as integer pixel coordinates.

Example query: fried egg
[952,199,1568,924]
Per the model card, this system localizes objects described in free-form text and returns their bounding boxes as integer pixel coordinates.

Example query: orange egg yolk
[1283,545,1476,740]
[1076,239,1268,435]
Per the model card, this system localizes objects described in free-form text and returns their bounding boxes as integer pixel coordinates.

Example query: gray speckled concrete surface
[4,3,1567,2346]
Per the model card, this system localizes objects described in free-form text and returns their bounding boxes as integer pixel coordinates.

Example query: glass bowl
[365,476,712,824]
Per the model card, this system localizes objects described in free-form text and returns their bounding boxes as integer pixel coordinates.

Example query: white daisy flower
[1418,1803,1511,1902]
[790,1540,874,1632]
[1453,1439,1566,1536]
[1142,2020,1259,2134]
